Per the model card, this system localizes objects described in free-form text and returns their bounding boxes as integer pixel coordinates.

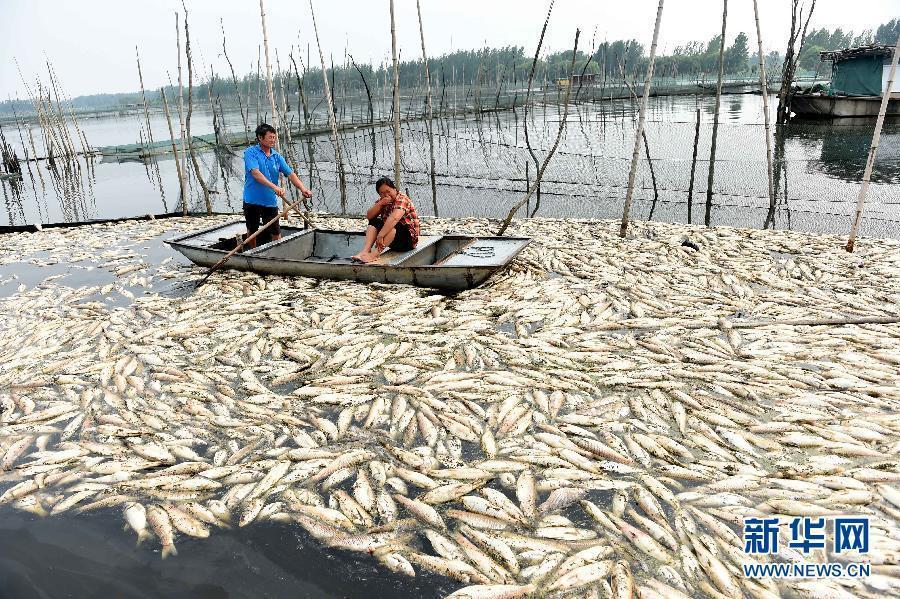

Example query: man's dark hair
[255,123,277,140]
[375,176,396,191]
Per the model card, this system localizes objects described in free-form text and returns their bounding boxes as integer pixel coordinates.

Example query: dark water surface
[0,508,454,599]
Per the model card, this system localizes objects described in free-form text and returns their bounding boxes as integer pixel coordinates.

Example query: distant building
[556,73,600,88]
[821,45,899,96]
[793,45,899,117]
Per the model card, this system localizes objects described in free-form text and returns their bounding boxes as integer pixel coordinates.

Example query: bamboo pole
[259,0,279,140]
[618,58,658,221]
[288,51,314,229]
[135,47,155,152]
[846,33,900,253]
[416,0,438,217]
[256,49,262,124]
[46,59,89,156]
[389,0,402,188]
[349,54,376,172]
[160,87,188,214]
[497,29,580,237]
[207,66,221,145]
[175,12,188,209]
[522,2,555,223]
[289,50,316,208]
[44,59,79,159]
[196,194,308,288]
[619,0,665,238]
[182,4,212,214]
[704,0,727,228]
[308,0,347,213]
[752,0,775,219]
[687,107,700,224]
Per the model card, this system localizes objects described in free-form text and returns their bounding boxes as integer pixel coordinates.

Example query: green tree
[724,32,750,73]
[875,19,899,44]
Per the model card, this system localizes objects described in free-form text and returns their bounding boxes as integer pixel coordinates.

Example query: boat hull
[792,94,900,118]
[166,221,530,291]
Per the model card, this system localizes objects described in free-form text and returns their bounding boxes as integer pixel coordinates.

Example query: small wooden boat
[165,220,530,291]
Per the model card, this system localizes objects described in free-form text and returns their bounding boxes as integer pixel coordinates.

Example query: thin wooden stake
[498,28,580,236]
[135,47,155,152]
[846,33,900,252]
[416,0,438,216]
[704,0,727,227]
[752,0,775,219]
[259,0,279,140]
[687,107,700,224]
[160,87,188,214]
[619,0,665,238]
[308,0,347,213]
[176,12,188,210]
[390,0,402,188]
[182,3,212,214]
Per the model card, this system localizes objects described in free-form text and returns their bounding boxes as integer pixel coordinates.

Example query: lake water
[0,507,455,599]
[1,92,898,236]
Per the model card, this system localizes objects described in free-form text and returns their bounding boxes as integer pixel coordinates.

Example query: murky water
[0,508,455,599]
[2,93,898,237]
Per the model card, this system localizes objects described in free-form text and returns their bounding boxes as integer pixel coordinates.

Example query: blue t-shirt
[243,144,293,207]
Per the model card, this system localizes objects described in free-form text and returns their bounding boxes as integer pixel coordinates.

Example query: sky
[1,0,898,99]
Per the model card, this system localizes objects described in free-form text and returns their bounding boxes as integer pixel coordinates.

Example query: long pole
[752,0,775,220]
[135,47,154,149]
[160,87,187,215]
[259,0,279,141]
[196,195,307,288]
[704,0,727,227]
[416,0,438,216]
[390,0,401,188]
[309,0,347,213]
[619,0,665,238]
[687,107,700,224]
[176,12,188,211]
[182,3,211,214]
[846,34,900,252]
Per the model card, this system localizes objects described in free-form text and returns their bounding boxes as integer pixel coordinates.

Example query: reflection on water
[805,121,900,184]
[1,94,898,239]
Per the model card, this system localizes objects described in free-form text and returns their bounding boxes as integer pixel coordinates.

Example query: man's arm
[249,168,285,198]
[287,172,312,197]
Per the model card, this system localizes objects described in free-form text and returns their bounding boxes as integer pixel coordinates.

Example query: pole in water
[846,32,899,252]
[687,107,700,224]
[619,0,665,238]
[752,0,775,222]
[704,0,727,228]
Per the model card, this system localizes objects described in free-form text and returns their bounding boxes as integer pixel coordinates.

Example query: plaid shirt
[379,193,420,246]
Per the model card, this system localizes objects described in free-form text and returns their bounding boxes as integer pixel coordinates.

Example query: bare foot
[360,251,381,264]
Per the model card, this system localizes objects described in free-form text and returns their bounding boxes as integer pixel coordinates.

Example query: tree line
[2,18,897,118]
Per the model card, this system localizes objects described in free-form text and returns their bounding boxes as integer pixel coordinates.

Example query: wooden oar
[195,197,305,288]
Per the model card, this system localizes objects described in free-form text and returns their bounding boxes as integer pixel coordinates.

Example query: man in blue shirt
[242,123,313,248]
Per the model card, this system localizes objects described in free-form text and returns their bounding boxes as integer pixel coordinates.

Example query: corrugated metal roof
[820,44,894,63]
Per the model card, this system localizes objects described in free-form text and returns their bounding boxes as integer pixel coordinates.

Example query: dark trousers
[368,217,414,252]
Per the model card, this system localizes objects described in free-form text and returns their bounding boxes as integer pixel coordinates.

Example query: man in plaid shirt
[351,176,421,264]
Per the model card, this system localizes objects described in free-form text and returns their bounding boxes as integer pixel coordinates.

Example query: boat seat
[371,235,441,266]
